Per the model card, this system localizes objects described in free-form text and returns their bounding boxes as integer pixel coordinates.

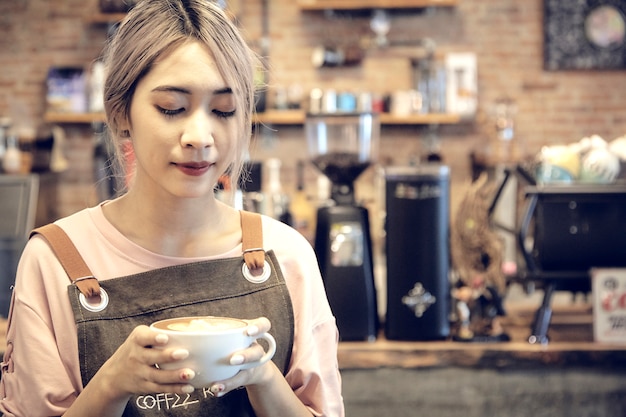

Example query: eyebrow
[151,86,233,95]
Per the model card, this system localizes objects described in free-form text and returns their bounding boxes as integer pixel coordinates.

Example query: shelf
[379,112,461,124]
[255,110,461,126]
[251,109,462,125]
[338,337,626,370]
[44,110,463,126]
[44,112,106,124]
[254,109,306,125]
[338,303,626,370]
[298,0,458,10]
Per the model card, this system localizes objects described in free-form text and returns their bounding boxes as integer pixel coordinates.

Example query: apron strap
[240,210,265,270]
[30,224,102,298]
[30,211,264,297]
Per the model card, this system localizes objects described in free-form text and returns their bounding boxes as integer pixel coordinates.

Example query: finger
[137,326,194,368]
[245,317,271,336]
[113,327,174,372]
[137,360,198,395]
[149,365,197,386]
[142,374,197,396]
[129,325,170,349]
[230,341,265,366]
[149,346,191,367]
[208,359,274,398]
[208,372,248,398]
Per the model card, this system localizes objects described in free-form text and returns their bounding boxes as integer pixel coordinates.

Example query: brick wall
[1,0,626,223]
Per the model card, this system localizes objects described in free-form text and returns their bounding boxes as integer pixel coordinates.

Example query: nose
[180,109,214,148]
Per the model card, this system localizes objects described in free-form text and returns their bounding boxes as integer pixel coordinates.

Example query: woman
[0,1,344,416]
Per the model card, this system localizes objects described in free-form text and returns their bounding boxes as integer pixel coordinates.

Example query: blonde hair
[102,0,255,191]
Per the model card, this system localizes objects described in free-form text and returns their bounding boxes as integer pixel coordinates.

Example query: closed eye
[214,109,236,119]
[157,106,185,117]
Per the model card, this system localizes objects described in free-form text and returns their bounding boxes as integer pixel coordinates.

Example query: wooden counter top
[338,337,626,369]
[338,302,626,370]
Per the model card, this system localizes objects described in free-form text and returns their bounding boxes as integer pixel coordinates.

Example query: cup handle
[240,332,276,370]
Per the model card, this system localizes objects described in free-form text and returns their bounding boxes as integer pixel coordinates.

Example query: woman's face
[125,40,238,200]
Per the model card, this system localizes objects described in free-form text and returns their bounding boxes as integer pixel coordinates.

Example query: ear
[117,117,131,138]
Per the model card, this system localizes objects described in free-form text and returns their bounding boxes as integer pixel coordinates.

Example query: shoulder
[259,215,316,259]
[30,206,108,265]
[26,207,95,268]
[18,207,98,293]
[53,205,103,238]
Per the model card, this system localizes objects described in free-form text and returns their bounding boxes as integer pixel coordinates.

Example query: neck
[102,191,241,257]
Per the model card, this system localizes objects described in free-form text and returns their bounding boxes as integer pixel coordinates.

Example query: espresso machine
[305,112,379,341]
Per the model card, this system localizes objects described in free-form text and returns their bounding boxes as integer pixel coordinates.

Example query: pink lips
[175,161,211,177]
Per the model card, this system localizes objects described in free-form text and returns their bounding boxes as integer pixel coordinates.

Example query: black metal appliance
[306,112,379,341]
[384,165,451,341]
[490,166,626,343]
[518,182,626,343]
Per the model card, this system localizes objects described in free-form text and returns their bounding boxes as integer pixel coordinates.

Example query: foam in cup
[160,317,246,332]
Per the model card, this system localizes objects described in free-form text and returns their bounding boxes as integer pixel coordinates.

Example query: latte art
[155,316,247,332]
[166,318,246,332]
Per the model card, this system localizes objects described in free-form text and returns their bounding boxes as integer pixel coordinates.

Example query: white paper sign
[592,268,626,344]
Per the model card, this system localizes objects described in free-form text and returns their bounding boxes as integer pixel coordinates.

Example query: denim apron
[33,211,294,416]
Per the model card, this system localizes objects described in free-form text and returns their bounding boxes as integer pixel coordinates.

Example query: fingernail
[182,384,195,394]
[155,333,168,344]
[210,384,225,397]
[181,369,195,380]
[172,349,189,360]
[230,354,244,365]
[246,325,258,336]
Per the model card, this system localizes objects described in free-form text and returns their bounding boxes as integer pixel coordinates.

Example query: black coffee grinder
[305,112,379,341]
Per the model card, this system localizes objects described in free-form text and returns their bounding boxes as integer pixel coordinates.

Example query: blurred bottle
[215,174,243,210]
[2,119,21,174]
[241,161,264,214]
[492,97,519,164]
[265,158,292,225]
[3,134,22,174]
[290,160,316,243]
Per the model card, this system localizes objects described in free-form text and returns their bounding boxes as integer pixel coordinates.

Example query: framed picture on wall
[544,0,626,70]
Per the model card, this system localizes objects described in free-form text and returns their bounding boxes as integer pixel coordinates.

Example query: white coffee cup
[150,316,276,388]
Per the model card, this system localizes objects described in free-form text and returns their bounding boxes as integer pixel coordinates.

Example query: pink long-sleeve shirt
[0,204,344,417]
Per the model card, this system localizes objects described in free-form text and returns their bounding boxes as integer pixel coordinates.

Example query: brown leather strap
[30,224,102,298]
[240,210,265,270]
[30,213,263,296]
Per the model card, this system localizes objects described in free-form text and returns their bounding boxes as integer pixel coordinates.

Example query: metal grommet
[79,288,109,312]
[242,260,271,284]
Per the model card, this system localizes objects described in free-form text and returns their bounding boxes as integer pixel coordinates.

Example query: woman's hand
[204,316,312,417]
[207,316,276,398]
[62,325,197,417]
[96,325,197,399]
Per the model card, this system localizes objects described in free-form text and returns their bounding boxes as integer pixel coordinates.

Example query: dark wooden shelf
[338,302,626,370]
[338,337,626,370]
